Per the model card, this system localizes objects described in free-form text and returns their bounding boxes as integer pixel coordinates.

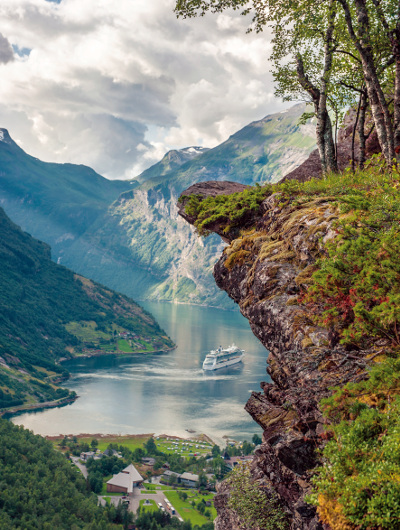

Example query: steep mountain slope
[133,146,209,185]
[0,207,174,413]
[62,104,316,307]
[0,128,130,258]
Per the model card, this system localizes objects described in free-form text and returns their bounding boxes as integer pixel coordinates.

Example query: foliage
[175,0,400,167]
[180,183,272,236]
[309,358,400,529]
[0,418,123,529]
[225,462,288,529]
[296,158,400,349]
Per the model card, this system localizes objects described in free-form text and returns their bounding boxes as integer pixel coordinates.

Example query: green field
[117,339,135,352]
[155,437,212,457]
[50,433,214,460]
[164,490,216,525]
[139,499,158,513]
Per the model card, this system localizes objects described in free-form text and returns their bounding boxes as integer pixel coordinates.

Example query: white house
[106,463,144,494]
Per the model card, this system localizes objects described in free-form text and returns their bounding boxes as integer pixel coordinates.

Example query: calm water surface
[12,303,271,444]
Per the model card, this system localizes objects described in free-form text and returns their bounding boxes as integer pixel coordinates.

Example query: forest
[0,419,131,529]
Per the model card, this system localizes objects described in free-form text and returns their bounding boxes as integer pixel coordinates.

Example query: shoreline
[1,394,77,418]
[58,344,177,363]
[1,345,177,418]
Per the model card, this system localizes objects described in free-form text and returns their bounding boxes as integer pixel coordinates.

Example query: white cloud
[0,0,288,179]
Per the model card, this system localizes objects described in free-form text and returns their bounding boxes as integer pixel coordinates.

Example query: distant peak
[0,129,14,145]
[181,146,208,154]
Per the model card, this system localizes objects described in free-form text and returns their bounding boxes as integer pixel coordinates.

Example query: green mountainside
[0,104,315,307]
[0,128,130,259]
[0,207,174,413]
[0,419,123,529]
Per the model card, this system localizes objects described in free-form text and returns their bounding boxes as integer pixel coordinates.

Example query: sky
[0,0,288,180]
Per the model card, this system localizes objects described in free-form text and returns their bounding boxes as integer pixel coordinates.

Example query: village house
[80,451,97,461]
[161,470,181,484]
[179,472,199,488]
[106,463,144,494]
[141,457,156,466]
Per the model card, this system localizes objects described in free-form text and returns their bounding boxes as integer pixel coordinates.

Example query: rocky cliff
[178,182,375,529]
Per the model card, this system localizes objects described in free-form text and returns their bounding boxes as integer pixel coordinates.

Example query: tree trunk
[358,92,368,168]
[296,2,338,175]
[393,35,400,146]
[339,0,395,164]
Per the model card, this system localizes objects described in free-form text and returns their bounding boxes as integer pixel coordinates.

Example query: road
[71,456,88,478]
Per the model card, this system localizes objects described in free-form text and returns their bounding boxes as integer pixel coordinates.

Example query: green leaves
[225,463,288,529]
[311,392,400,529]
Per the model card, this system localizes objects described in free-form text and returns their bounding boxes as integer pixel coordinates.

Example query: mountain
[0,207,174,413]
[133,146,209,185]
[0,104,316,308]
[61,104,316,307]
[0,128,130,259]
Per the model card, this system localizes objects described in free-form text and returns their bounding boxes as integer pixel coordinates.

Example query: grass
[65,321,111,342]
[164,490,216,525]
[155,437,212,457]
[50,434,213,463]
[143,483,158,491]
[117,339,134,353]
[50,434,152,452]
[139,499,158,513]
[101,476,116,495]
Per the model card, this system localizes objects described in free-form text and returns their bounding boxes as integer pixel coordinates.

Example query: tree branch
[336,49,361,63]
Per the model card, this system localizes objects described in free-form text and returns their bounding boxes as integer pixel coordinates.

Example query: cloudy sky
[0,0,287,179]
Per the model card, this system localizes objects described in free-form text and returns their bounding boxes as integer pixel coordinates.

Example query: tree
[197,471,208,489]
[91,438,98,450]
[145,437,158,455]
[211,444,221,457]
[175,0,400,168]
[252,434,262,445]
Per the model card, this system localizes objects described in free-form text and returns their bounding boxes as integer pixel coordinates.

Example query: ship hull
[202,354,244,371]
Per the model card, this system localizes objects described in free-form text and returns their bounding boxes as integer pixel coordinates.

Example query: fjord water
[12,303,270,443]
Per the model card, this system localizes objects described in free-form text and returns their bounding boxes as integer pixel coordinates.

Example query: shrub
[225,463,288,529]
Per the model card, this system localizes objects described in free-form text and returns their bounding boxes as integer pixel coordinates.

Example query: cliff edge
[178,180,380,529]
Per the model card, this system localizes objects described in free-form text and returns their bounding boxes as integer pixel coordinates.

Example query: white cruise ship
[202,344,244,371]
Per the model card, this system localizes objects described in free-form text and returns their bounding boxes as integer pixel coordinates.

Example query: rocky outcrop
[178,183,371,529]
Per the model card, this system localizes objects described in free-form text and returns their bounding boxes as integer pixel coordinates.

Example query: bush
[309,357,400,529]
[225,463,288,529]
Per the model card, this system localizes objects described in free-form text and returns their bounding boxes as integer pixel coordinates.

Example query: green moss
[183,184,272,236]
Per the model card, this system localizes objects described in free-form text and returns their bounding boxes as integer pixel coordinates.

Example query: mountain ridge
[0,104,316,308]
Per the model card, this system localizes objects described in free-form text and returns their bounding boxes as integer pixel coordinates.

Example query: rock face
[178,184,371,529]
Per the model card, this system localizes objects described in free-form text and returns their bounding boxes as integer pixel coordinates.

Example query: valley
[0,104,315,309]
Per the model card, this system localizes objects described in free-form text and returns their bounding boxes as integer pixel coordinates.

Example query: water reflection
[11,303,270,444]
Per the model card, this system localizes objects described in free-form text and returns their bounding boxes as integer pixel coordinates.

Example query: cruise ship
[202,344,245,371]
